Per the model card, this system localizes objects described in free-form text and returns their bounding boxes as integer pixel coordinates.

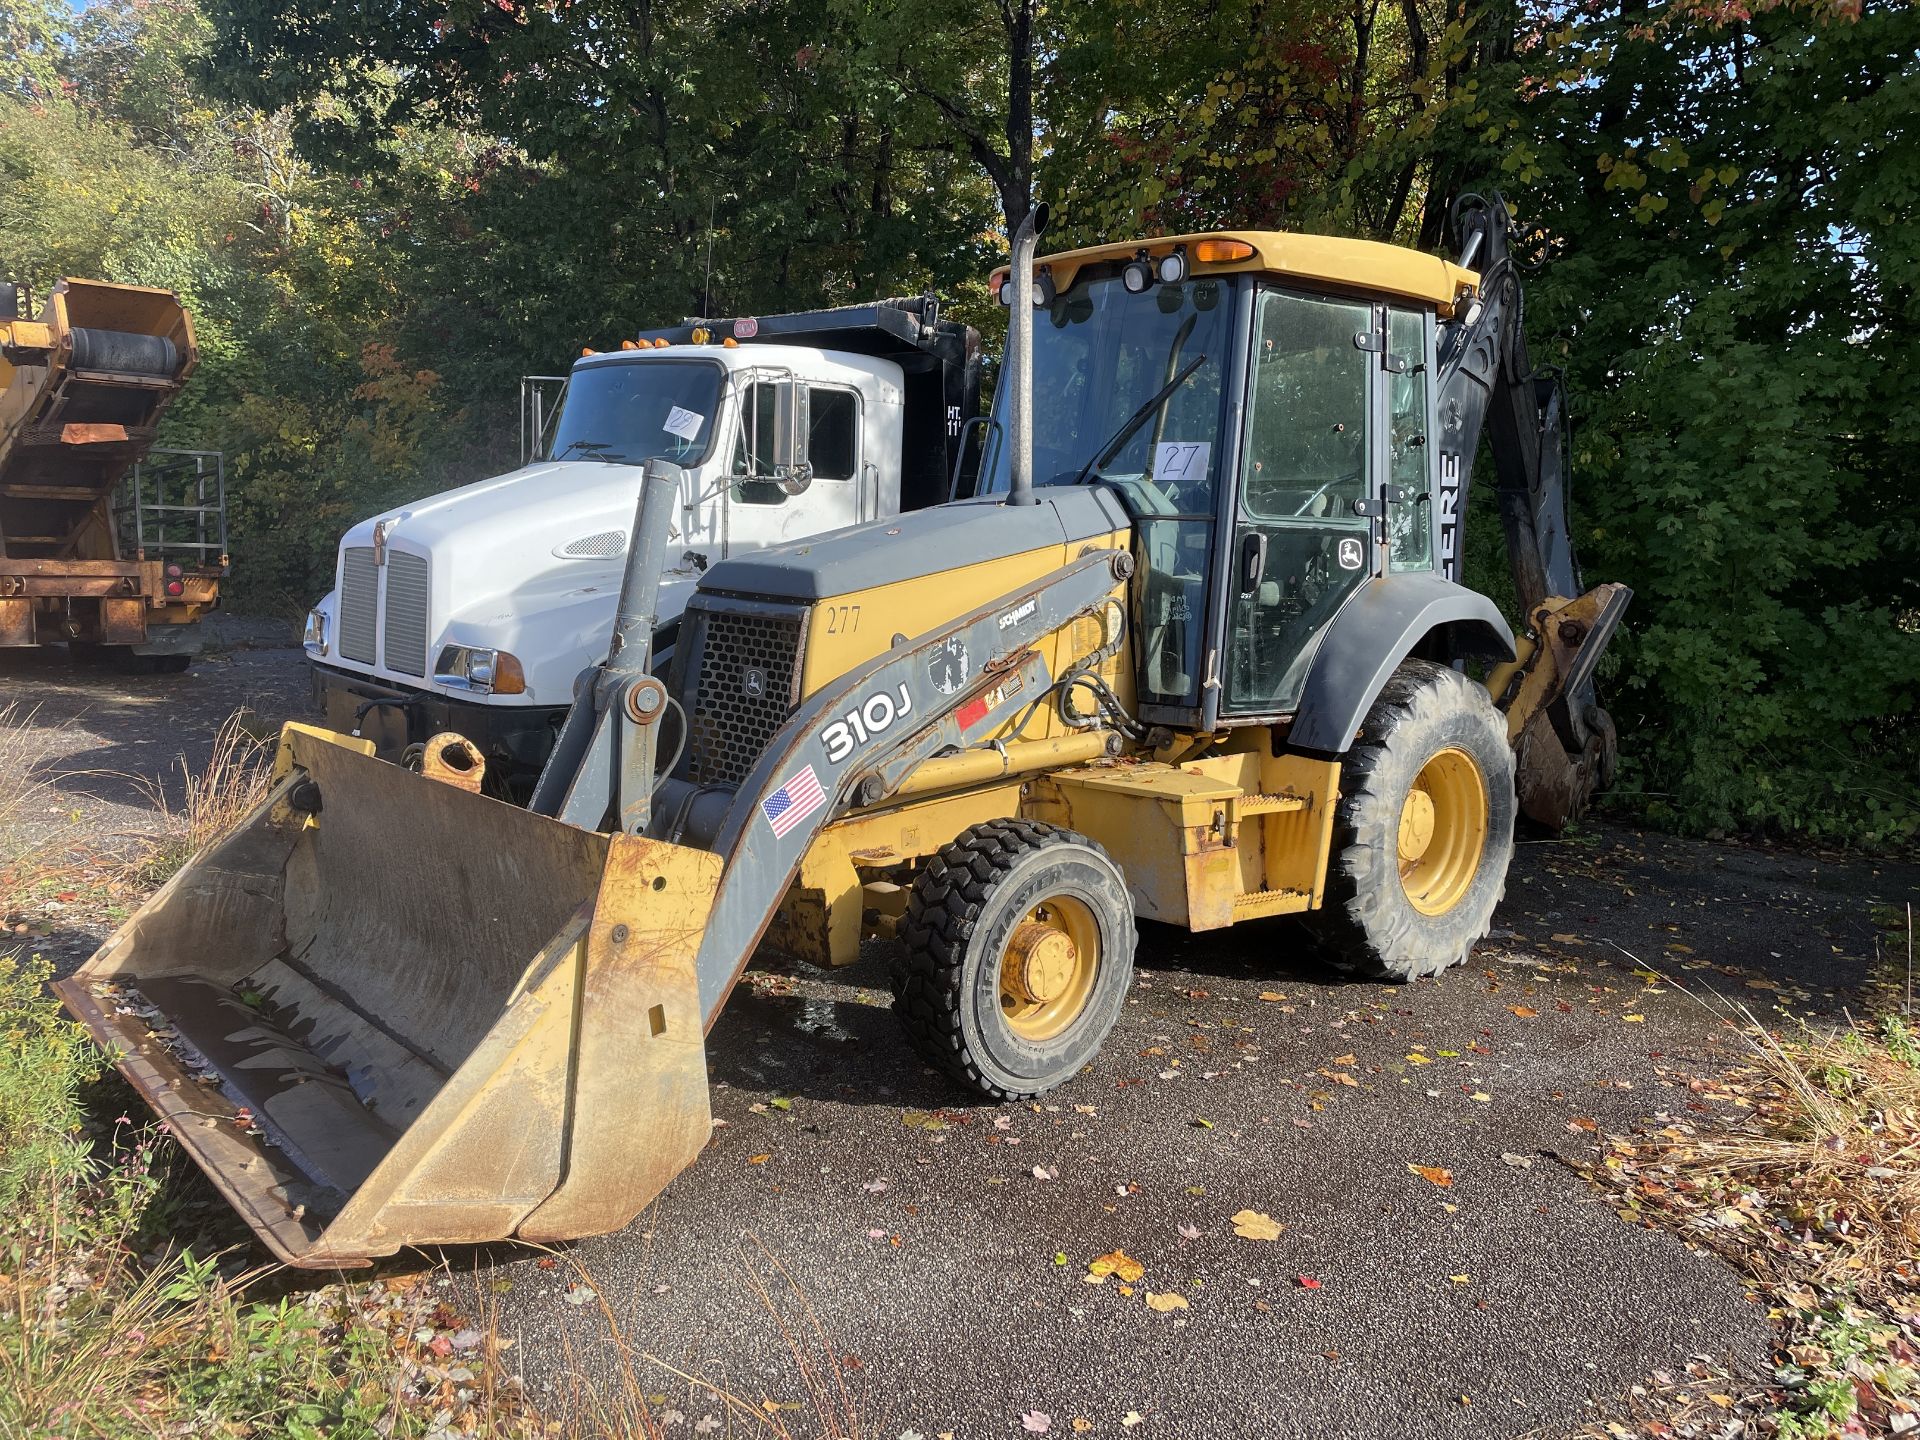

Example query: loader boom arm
[1432,193,1630,828]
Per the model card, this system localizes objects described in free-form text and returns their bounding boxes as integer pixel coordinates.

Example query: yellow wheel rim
[1398,747,1489,917]
[999,896,1100,1042]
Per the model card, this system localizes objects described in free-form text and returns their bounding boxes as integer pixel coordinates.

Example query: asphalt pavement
[478,826,1910,1439]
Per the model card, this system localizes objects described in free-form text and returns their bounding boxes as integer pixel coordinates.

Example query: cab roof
[991,230,1479,315]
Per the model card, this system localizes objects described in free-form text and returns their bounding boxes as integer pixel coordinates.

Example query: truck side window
[731,384,860,503]
[808,388,857,481]
[732,384,787,505]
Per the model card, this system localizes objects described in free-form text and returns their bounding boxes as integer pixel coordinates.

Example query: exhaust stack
[1005,202,1050,507]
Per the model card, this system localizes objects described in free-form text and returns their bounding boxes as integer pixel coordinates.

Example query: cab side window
[1386,308,1434,571]
[1242,291,1371,522]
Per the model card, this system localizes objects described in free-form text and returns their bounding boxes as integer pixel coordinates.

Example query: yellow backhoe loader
[57,196,1629,1267]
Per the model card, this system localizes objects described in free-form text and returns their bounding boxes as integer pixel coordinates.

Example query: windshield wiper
[1072,354,1208,486]
[551,439,611,461]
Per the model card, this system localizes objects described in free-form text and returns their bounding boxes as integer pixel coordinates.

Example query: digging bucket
[54,723,722,1267]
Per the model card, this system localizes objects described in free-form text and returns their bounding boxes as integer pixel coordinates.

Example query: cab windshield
[979,271,1237,515]
[542,358,724,467]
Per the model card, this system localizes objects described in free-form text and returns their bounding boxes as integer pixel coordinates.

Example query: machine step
[1232,886,1312,917]
[1235,792,1309,816]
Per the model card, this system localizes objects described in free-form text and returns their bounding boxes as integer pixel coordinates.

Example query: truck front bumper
[309,660,567,790]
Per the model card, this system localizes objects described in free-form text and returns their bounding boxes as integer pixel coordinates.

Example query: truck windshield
[979,271,1237,514]
[543,359,724,466]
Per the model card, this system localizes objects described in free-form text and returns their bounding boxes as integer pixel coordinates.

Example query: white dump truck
[303,297,981,788]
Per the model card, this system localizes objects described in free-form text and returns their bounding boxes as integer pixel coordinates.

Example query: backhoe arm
[1433,194,1631,829]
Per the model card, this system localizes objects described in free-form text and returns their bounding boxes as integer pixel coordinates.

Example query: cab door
[1219,288,1380,718]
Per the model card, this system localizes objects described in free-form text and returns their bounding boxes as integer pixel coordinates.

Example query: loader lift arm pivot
[1433,194,1631,828]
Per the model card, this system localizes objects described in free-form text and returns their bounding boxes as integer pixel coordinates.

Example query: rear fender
[1288,573,1514,755]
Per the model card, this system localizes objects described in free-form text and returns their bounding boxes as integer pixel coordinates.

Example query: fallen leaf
[1330,1053,1356,1066]
[1326,1070,1359,1087]
[769,1096,792,1111]
[1406,1051,1432,1066]
[1258,992,1286,1002]
[1122,1414,1145,1429]
[1568,1116,1599,1133]
[1031,1165,1058,1181]
[1449,1274,1470,1284]
[1408,1164,1453,1188]
[1621,1013,1645,1023]
[747,1153,771,1165]
[1500,1152,1535,1169]
[1508,1005,1539,1018]
[1145,1291,1189,1312]
[1231,1209,1283,1241]
[1088,1250,1145,1283]
[1021,1411,1052,1434]
[1072,1421,1093,1434]
[1177,1222,1200,1240]
[1296,1275,1322,1290]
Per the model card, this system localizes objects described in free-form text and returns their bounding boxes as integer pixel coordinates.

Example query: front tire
[893,819,1136,1100]
[1309,659,1515,980]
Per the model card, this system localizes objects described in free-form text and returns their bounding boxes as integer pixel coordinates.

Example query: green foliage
[5,0,1912,845]
[0,952,99,1215]
[1502,0,1920,845]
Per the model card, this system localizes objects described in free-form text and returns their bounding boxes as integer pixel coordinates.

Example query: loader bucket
[54,724,722,1268]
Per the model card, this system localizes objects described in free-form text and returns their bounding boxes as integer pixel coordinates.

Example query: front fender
[1289,572,1515,755]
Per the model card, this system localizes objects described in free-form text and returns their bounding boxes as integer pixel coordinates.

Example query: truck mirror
[770,381,811,493]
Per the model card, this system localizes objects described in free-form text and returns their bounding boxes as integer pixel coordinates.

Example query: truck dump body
[0,278,221,651]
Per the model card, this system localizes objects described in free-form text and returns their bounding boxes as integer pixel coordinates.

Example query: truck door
[724,380,864,551]
[1219,288,1380,718]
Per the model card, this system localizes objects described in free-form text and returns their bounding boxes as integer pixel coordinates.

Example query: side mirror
[769,381,812,494]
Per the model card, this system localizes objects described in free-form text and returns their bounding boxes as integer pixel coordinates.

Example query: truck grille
[684,603,807,788]
[338,547,377,664]
[381,551,430,677]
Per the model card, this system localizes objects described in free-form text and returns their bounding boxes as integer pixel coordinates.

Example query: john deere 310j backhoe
[58,195,1629,1267]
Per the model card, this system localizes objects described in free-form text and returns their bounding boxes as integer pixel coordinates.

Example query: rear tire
[1309,659,1515,980]
[893,819,1136,1101]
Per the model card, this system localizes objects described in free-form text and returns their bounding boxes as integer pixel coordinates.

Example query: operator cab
[980,233,1471,733]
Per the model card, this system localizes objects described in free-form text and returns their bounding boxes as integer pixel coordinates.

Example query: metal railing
[121,448,228,569]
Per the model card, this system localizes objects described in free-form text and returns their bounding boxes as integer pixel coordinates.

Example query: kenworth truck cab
[303,298,979,786]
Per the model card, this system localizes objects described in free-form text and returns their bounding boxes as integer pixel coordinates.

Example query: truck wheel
[893,819,1136,1101]
[1309,659,1515,980]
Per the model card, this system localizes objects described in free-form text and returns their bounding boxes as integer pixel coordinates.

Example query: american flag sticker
[760,764,827,839]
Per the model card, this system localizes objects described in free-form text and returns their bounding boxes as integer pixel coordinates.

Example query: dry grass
[1686,1013,1920,1295]
[1596,998,1920,1437]
[0,702,49,876]
[128,713,273,889]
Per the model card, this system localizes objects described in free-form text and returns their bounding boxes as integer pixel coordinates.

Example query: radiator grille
[338,547,377,664]
[685,605,805,787]
[381,551,431,677]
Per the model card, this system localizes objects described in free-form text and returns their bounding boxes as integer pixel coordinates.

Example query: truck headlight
[303,608,328,654]
[434,645,527,696]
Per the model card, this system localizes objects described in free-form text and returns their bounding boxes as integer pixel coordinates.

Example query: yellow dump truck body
[0,277,222,650]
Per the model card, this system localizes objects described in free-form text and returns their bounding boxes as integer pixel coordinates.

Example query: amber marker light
[1194,238,1256,264]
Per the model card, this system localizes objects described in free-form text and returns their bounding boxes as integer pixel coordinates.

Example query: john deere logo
[1336,537,1365,571]
[742,667,766,699]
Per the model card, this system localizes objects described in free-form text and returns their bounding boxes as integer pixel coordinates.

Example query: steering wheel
[1289,475,1361,518]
